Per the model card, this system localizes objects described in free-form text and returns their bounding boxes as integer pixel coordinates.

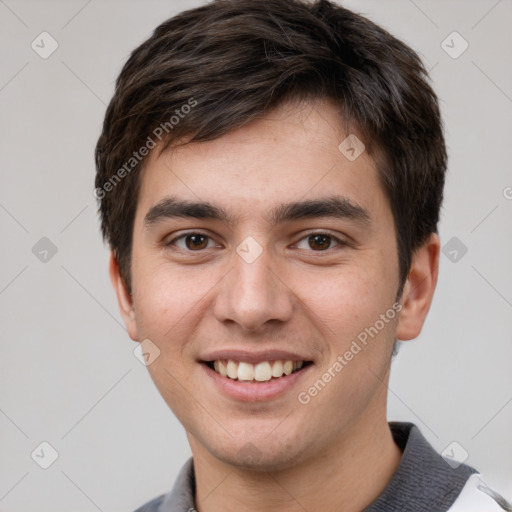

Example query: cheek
[301,268,398,421]
[132,258,211,337]
[131,265,207,415]
[295,261,394,338]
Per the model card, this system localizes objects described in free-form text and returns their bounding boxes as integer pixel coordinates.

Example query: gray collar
[364,422,476,511]
[134,422,476,512]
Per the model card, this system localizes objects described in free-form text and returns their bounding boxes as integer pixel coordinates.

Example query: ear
[109,252,139,342]
[396,233,440,341]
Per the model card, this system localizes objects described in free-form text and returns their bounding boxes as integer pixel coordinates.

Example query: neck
[189,413,402,512]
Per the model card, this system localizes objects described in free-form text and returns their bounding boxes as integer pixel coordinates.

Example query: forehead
[135,99,387,225]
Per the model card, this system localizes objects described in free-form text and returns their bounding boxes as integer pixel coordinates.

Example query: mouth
[202,359,314,383]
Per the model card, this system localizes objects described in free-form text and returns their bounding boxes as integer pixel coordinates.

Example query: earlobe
[108,252,139,342]
[396,234,440,341]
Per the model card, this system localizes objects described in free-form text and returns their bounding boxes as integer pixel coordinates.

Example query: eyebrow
[143,195,371,229]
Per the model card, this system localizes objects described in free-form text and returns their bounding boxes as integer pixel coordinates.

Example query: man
[94,0,511,510]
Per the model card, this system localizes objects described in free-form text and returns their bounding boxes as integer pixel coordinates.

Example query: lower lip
[201,363,313,402]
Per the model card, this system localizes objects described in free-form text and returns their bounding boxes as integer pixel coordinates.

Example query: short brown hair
[95,0,446,296]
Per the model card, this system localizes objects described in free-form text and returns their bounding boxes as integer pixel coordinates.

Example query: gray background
[1,0,511,510]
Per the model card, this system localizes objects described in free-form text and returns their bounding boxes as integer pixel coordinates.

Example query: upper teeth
[213,360,304,382]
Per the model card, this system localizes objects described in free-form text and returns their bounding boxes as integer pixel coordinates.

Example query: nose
[212,244,294,332]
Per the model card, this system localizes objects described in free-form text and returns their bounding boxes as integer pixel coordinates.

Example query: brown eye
[295,232,344,252]
[308,234,332,251]
[167,232,214,251]
[184,234,209,250]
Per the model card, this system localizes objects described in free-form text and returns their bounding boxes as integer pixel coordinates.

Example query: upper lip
[199,349,313,365]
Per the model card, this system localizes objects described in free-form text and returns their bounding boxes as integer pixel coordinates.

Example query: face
[112,98,435,471]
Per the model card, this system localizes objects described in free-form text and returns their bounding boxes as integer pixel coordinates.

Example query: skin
[110,98,440,512]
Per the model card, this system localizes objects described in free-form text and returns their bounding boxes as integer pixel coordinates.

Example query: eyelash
[165,231,348,253]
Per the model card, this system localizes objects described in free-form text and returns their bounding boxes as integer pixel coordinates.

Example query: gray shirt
[133,422,478,511]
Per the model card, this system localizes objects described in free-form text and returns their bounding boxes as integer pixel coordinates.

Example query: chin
[211,439,306,472]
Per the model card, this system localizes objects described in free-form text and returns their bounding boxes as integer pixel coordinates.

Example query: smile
[206,359,311,382]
